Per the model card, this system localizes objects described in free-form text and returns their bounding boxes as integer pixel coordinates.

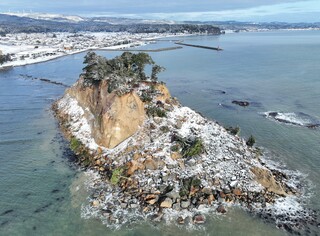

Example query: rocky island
[53,52,317,232]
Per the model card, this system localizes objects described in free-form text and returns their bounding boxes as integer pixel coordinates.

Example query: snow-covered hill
[3,12,85,23]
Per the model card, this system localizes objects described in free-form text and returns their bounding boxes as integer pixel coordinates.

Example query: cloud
[0,0,306,14]
[96,0,320,22]
[0,0,318,22]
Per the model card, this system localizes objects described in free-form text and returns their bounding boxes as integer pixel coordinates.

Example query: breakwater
[101,46,183,52]
[175,42,223,51]
[19,74,70,87]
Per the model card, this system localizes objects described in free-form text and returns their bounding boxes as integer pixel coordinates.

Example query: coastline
[1,29,320,236]
[3,29,318,70]
[0,32,192,70]
[0,49,84,70]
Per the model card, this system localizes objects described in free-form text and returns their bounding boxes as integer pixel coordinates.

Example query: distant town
[0,13,223,68]
[0,32,187,68]
[1,12,319,68]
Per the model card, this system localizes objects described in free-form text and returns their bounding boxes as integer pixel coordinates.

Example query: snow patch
[57,94,100,151]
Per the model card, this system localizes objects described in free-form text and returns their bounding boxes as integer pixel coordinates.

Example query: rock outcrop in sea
[53,52,317,232]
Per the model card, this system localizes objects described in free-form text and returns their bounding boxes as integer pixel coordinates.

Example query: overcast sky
[0,0,319,22]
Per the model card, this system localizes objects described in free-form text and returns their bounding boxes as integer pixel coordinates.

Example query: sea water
[0,30,319,235]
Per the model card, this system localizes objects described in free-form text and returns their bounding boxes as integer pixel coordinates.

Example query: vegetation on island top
[246,135,256,147]
[82,51,164,87]
[179,176,202,197]
[110,166,126,185]
[146,105,167,118]
[171,133,204,158]
[70,137,81,152]
[82,51,170,118]
[226,126,240,136]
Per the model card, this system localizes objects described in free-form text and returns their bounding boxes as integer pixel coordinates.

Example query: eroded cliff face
[56,77,171,149]
[61,78,161,149]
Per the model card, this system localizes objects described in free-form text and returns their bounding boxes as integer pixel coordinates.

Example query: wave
[262,111,320,128]
[78,156,317,234]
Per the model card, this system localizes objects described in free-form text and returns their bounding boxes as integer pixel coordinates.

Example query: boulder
[208,194,215,204]
[152,213,164,222]
[175,120,182,129]
[223,186,231,194]
[232,100,250,107]
[177,216,185,224]
[230,180,238,188]
[153,117,162,124]
[144,158,158,170]
[307,124,320,129]
[172,203,181,211]
[166,190,180,201]
[92,200,100,207]
[181,200,190,209]
[145,194,159,201]
[147,199,158,205]
[233,188,242,196]
[219,191,226,198]
[202,187,212,195]
[130,204,139,209]
[193,214,206,224]
[160,198,173,208]
[170,152,182,160]
[133,153,142,160]
[250,166,287,196]
[163,104,173,111]
[127,160,145,175]
[217,205,227,213]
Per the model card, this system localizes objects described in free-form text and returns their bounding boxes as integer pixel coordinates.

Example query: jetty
[100,46,182,52]
[175,42,223,51]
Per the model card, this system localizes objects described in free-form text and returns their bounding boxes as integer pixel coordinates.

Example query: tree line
[0,53,12,65]
[82,52,164,94]
[0,14,221,35]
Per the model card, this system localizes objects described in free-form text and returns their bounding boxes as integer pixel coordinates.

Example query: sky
[0,0,319,22]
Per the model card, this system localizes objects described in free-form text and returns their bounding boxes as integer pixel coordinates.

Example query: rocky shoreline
[53,53,318,233]
[263,111,320,129]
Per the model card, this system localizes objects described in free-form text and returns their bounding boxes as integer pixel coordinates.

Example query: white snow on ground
[166,106,264,192]
[269,196,304,220]
[0,32,187,69]
[57,94,100,151]
[67,98,303,226]
[3,12,85,23]
[55,63,312,232]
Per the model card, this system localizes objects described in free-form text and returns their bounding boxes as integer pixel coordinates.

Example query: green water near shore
[1,30,320,235]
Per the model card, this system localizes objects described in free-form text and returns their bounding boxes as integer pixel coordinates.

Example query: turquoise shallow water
[0,30,319,235]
